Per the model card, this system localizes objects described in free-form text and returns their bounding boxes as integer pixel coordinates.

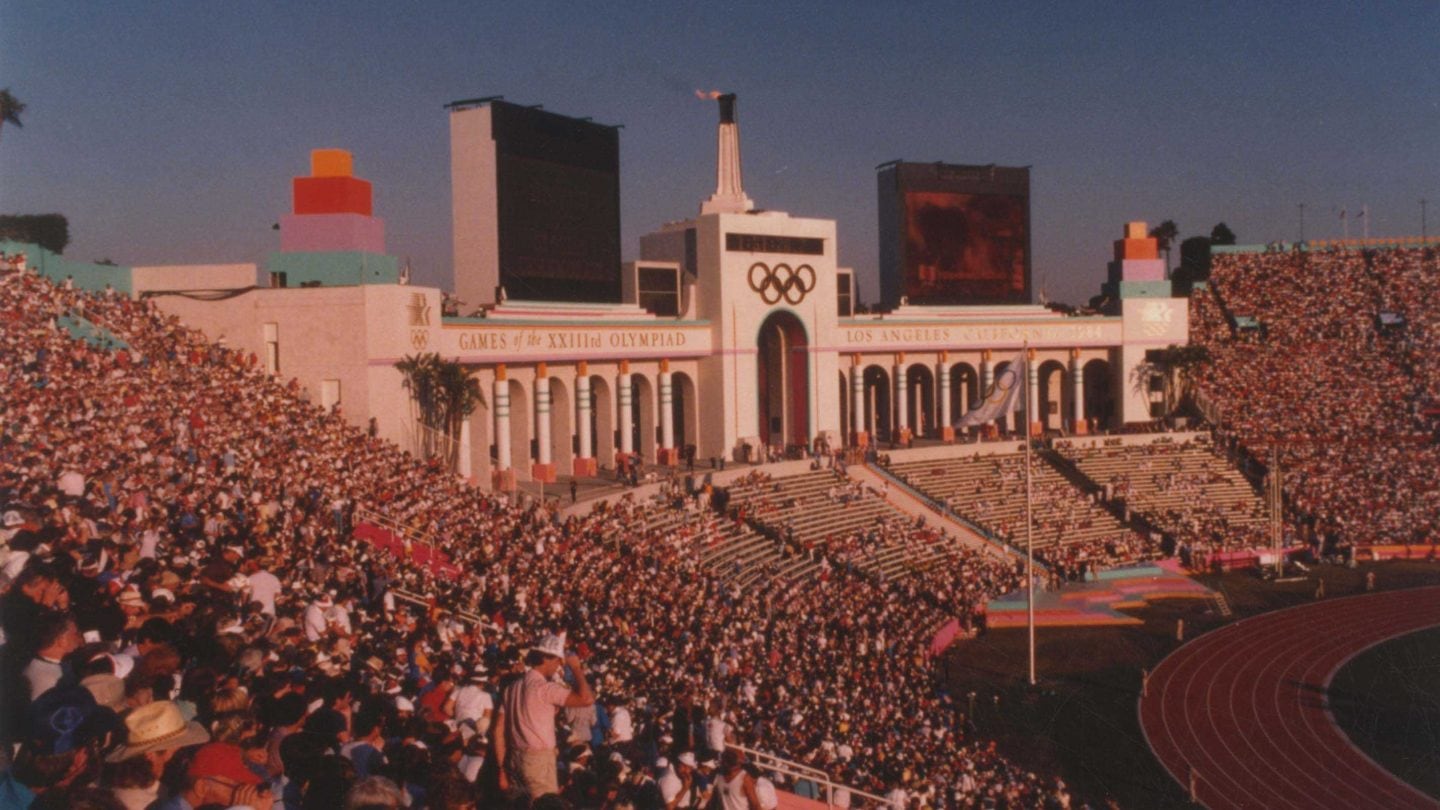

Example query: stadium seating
[1193,246,1440,549]
[0,255,1059,808]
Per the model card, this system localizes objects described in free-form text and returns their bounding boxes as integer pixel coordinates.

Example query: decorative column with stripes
[574,362,597,476]
[658,359,677,465]
[1071,349,1087,435]
[850,355,867,447]
[1027,348,1041,438]
[938,351,955,442]
[980,350,995,436]
[493,364,513,490]
[894,353,910,445]
[532,363,556,482]
[617,361,633,458]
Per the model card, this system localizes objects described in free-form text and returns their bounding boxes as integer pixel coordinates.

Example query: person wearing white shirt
[302,593,333,641]
[608,702,635,745]
[450,670,495,735]
[755,776,779,810]
[246,562,282,616]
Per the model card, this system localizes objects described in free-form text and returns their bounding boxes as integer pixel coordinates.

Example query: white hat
[108,653,136,680]
[529,633,565,659]
[395,696,415,712]
[2,511,23,527]
[678,752,698,768]
[654,757,669,770]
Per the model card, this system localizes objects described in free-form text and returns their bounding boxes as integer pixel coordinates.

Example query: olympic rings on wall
[747,262,816,305]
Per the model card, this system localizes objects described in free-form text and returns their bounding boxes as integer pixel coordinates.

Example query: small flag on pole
[957,349,1026,428]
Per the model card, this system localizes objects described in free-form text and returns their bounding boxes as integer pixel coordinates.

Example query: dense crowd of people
[1,264,1077,809]
[1193,246,1440,548]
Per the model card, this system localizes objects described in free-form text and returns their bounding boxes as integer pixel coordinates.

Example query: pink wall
[280,213,386,254]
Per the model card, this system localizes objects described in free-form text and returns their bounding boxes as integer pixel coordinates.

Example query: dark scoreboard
[491,101,622,302]
[877,162,1031,307]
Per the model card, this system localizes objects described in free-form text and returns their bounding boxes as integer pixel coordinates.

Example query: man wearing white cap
[450,665,494,736]
[659,751,698,809]
[493,632,594,799]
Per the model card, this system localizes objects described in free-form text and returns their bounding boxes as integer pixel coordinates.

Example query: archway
[633,373,657,462]
[672,372,699,460]
[589,375,614,467]
[1083,359,1113,430]
[862,365,892,442]
[949,362,979,424]
[507,380,531,479]
[548,376,574,473]
[1037,360,1069,432]
[756,311,810,449]
[905,363,935,438]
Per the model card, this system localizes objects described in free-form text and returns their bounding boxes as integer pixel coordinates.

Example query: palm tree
[436,360,484,471]
[1131,343,1211,422]
[397,353,484,472]
[0,89,25,143]
[1150,220,1179,278]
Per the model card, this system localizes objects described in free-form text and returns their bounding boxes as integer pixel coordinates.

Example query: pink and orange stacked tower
[280,149,386,254]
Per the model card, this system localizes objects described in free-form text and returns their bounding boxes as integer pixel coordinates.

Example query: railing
[725,742,890,808]
[865,461,1046,571]
[390,587,505,634]
[353,506,439,549]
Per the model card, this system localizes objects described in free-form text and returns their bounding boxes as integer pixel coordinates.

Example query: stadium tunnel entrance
[757,310,810,451]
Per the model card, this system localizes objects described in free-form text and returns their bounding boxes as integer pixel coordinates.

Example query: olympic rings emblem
[748,262,816,305]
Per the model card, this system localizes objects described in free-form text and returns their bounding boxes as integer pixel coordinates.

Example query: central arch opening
[756,310,810,451]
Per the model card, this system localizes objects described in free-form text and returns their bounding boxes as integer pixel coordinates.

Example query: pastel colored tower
[1105,221,1171,299]
[281,149,386,253]
[270,149,398,286]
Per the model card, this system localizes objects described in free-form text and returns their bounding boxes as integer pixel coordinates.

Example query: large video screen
[492,102,621,302]
[878,162,1031,307]
[903,190,1028,303]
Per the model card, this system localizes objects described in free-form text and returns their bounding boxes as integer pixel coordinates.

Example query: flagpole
[1025,343,1036,687]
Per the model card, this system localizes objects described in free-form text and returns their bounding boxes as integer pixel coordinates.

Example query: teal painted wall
[267,251,399,287]
[0,240,133,293]
[1103,279,1173,299]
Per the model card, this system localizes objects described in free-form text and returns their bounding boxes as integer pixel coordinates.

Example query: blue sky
[2,1,1438,304]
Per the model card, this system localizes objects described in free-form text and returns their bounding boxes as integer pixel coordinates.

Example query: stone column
[574,363,596,475]
[1027,348,1042,438]
[980,350,994,437]
[658,360,677,465]
[1071,349,1087,435]
[894,353,910,444]
[937,352,955,442]
[532,363,557,482]
[850,355,867,447]
[492,365,514,491]
[617,361,633,457]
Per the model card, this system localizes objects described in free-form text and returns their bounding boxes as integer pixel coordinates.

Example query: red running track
[1139,586,1440,809]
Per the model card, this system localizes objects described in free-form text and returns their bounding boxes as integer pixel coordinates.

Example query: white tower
[700,94,755,216]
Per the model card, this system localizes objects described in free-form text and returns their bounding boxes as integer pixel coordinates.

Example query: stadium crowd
[1193,246,1440,549]
[0,264,1075,809]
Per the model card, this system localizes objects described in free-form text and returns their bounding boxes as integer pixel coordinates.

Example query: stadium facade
[4,96,1190,490]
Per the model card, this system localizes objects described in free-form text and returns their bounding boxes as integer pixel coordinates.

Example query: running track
[1139,586,1440,809]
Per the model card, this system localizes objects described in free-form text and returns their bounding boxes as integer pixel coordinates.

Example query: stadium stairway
[846,464,1004,557]
[1039,448,1170,543]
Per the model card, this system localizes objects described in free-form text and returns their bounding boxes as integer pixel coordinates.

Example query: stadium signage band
[451,325,705,356]
[839,321,1116,348]
[725,233,825,255]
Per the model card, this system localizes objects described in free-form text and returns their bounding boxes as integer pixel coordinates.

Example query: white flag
[957,349,1026,428]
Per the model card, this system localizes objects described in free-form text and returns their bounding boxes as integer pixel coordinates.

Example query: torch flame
[694,89,723,100]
